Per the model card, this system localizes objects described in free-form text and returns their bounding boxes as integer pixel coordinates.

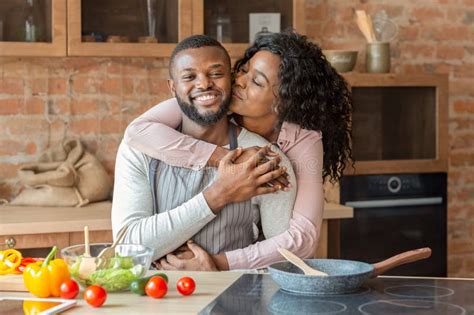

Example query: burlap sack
[10,139,112,207]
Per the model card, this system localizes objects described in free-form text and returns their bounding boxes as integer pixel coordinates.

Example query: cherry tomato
[176,277,196,296]
[59,279,79,299]
[145,276,168,299]
[84,285,107,307]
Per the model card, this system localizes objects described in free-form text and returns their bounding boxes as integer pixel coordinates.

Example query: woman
[125,30,353,270]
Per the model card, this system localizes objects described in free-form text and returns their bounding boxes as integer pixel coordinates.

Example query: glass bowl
[61,243,153,292]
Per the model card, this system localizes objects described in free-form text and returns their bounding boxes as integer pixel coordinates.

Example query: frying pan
[268,247,431,295]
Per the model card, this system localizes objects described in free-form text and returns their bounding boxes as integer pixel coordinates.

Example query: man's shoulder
[117,140,152,165]
[238,128,271,148]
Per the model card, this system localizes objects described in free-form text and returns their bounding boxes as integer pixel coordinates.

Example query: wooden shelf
[341,73,449,175]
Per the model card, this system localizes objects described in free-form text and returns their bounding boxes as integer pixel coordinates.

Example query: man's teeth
[195,94,216,101]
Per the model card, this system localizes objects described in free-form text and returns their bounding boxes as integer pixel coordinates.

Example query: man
[112,35,296,270]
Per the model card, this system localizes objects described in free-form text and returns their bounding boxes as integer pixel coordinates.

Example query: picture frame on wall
[249,13,280,43]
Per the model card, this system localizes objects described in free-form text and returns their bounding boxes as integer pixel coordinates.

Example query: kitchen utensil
[323,50,358,72]
[77,226,96,278]
[366,42,391,73]
[355,10,376,43]
[268,247,432,295]
[96,226,128,269]
[278,248,328,276]
[372,10,399,42]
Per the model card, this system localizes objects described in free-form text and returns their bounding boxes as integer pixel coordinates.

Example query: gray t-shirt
[112,127,296,260]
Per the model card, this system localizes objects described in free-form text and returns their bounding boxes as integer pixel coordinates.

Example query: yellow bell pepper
[0,249,22,275]
[23,246,70,298]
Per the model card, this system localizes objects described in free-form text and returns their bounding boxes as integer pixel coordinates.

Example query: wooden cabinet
[194,0,305,57]
[1,0,305,57]
[0,202,113,257]
[342,73,449,175]
[67,0,193,57]
[0,0,66,56]
[1,231,112,258]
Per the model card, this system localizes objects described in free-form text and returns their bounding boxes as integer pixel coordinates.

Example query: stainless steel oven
[339,173,447,277]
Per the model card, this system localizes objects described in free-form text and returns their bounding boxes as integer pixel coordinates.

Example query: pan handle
[371,247,432,277]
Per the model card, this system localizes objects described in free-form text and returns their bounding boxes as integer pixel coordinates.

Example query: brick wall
[0,57,171,199]
[0,0,473,277]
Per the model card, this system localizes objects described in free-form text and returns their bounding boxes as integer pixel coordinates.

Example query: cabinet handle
[3,237,16,249]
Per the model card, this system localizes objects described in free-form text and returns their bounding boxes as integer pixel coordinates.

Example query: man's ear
[167,79,176,96]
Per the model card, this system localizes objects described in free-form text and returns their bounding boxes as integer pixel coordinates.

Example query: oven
[338,173,447,277]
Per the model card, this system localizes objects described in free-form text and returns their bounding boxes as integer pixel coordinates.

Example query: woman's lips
[232,92,243,100]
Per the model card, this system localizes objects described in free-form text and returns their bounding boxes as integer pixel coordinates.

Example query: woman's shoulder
[280,122,322,146]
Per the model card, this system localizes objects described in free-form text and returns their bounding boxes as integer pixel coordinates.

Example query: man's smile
[191,91,222,106]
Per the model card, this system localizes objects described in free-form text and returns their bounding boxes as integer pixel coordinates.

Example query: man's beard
[176,93,231,126]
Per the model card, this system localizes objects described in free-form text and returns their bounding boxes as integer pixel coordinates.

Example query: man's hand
[155,241,218,271]
[204,146,290,212]
[236,146,290,189]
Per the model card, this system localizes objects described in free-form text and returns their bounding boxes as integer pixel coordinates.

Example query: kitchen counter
[0,271,243,314]
[2,272,473,314]
[0,201,353,235]
[0,202,352,258]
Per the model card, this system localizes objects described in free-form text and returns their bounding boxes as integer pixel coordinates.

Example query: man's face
[169,46,232,126]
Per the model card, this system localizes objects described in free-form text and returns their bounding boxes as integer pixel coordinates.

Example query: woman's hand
[203,146,288,212]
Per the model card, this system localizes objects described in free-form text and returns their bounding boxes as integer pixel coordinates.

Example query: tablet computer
[0,297,77,314]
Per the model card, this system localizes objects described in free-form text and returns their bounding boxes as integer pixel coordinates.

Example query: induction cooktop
[199,274,474,315]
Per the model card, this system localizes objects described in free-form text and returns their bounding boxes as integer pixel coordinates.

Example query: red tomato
[59,279,79,299]
[176,277,196,296]
[145,276,168,299]
[84,285,107,307]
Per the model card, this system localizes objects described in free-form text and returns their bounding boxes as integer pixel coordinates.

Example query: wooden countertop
[0,271,243,314]
[0,202,353,236]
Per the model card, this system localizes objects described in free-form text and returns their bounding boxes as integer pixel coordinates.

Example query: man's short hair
[169,35,230,78]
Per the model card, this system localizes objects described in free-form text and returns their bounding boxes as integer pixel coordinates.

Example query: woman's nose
[233,72,246,88]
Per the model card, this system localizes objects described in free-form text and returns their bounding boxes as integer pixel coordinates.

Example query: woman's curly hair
[234,30,353,182]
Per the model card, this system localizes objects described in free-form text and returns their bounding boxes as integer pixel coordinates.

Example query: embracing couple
[111,30,353,271]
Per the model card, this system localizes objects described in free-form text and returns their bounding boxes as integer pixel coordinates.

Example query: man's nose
[196,75,213,89]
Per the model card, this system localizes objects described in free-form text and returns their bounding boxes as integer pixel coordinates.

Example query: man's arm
[111,141,217,260]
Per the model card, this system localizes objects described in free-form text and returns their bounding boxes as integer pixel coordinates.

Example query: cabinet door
[69,230,112,246]
[193,0,305,58]
[0,0,66,56]
[68,0,193,57]
[0,233,69,257]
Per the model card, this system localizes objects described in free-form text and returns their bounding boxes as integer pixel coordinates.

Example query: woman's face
[230,50,281,119]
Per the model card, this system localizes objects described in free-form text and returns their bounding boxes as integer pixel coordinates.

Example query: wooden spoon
[78,225,97,278]
[278,248,328,276]
[96,225,128,269]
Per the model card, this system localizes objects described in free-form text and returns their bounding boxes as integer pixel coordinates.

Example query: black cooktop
[199,274,474,315]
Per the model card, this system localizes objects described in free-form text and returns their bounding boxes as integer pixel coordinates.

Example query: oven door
[340,197,447,277]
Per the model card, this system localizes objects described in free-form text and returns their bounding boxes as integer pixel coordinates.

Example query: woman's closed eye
[252,78,263,87]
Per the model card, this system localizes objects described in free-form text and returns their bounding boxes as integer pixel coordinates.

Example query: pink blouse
[124,98,324,269]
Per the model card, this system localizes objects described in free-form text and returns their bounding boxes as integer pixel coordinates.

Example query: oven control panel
[365,175,424,195]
